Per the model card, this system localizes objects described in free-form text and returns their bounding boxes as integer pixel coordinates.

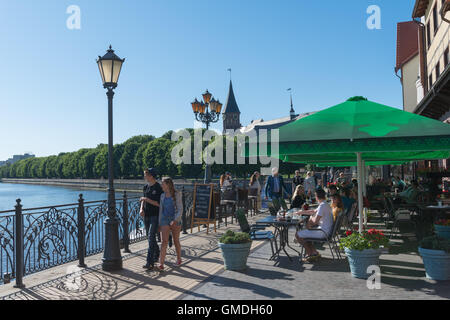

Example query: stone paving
[0,214,266,300]
[1,212,449,300]
[180,222,450,300]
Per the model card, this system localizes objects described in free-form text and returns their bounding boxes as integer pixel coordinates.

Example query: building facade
[0,153,35,167]
[413,0,450,121]
[397,0,450,173]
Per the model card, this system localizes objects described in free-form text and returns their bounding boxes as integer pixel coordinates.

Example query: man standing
[265,167,289,202]
[140,168,163,269]
[292,170,304,190]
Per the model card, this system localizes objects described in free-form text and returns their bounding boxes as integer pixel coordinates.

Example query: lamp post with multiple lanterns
[97,46,125,271]
[191,91,223,183]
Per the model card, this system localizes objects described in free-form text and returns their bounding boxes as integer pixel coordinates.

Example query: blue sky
[0,0,415,160]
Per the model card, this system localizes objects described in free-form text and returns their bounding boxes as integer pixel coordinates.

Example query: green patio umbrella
[251,96,450,232]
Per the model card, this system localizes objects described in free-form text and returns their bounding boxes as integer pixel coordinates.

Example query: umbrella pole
[357,153,364,233]
[362,160,368,228]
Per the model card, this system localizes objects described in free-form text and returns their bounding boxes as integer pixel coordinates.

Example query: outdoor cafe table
[256,211,313,261]
[418,204,450,220]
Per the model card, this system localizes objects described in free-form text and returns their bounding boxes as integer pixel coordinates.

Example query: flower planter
[434,225,450,240]
[219,241,252,271]
[344,248,381,279]
[418,247,450,281]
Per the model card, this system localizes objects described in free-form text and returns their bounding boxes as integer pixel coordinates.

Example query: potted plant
[434,219,450,240]
[340,228,389,279]
[218,230,252,271]
[419,236,450,281]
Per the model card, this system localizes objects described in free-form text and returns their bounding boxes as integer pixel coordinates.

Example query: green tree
[143,138,177,177]
[120,142,140,178]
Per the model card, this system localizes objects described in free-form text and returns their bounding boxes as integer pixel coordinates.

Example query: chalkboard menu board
[191,184,216,234]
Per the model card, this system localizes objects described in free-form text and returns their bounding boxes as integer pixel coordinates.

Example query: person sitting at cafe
[291,185,306,209]
[295,188,334,262]
[331,194,344,221]
[392,176,406,192]
[397,180,420,204]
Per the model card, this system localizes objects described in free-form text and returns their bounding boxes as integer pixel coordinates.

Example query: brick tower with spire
[222,80,241,133]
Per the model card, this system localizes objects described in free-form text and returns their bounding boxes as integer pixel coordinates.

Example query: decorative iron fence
[0,187,195,287]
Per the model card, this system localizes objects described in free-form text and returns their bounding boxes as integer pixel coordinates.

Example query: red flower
[345,230,353,236]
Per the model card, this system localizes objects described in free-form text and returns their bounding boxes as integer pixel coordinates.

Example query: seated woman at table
[291,185,306,209]
[295,188,334,262]
[331,194,344,221]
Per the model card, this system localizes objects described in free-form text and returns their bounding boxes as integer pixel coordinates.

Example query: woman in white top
[304,171,316,199]
[220,174,232,191]
[249,171,262,210]
[295,188,334,262]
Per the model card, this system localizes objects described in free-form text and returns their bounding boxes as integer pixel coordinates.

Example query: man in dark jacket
[264,167,290,201]
[140,168,163,269]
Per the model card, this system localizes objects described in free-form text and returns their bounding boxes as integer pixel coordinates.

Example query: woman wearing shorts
[158,177,183,270]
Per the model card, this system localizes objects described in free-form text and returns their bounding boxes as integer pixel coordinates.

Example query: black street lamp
[191,90,222,183]
[97,45,125,271]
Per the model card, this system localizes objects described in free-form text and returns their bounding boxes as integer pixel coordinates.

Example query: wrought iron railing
[0,187,195,287]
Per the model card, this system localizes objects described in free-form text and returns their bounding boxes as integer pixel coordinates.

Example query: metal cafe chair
[219,187,237,226]
[234,209,277,257]
[248,188,259,215]
[385,197,416,239]
[298,211,346,261]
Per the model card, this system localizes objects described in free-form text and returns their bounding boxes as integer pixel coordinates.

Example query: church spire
[288,88,296,119]
[223,80,241,114]
[223,79,241,133]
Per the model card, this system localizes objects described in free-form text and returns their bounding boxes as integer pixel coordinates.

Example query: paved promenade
[180,224,450,300]
[0,214,265,300]
[1,213,449,300]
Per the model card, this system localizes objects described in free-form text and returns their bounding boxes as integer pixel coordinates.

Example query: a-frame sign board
[191,183,216,234]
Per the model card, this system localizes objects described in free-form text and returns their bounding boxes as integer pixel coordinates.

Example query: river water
[0,182,140,212]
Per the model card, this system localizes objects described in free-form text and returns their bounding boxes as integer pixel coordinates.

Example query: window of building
[427,22,431,47]
[445,47,449,67]
[433,4,438,34]
[429,73,433,89]
[436,61,441,79]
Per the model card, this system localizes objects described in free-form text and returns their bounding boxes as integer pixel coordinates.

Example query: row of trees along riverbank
[0,129,300,180]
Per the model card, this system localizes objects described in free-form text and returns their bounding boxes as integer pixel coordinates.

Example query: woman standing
[158,177,183,270]
[249,171,262,210]
[304,171,316,201]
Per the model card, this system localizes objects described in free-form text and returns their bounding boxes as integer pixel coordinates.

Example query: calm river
[0,182,140,212]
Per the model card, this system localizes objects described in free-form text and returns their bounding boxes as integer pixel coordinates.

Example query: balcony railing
[0,187,194,287]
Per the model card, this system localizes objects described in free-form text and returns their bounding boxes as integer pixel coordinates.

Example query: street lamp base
[102,216,123,271]
[102,258,123,271]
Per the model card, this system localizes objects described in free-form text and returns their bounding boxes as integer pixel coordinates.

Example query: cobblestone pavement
[2,213,450,300]
[180,222,450,300]
[0,214,266,300]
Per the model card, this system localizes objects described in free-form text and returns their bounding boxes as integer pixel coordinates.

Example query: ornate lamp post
[191,90,223,183]
[97,46,125,271]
